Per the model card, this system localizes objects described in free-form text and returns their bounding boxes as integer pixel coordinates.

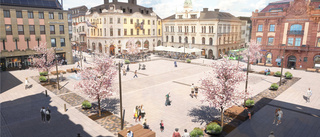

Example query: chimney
[203,8,208,12]
[214,9,219,12]
[104,0,109,4]
[132,0,137,5]
[61,0,63,10]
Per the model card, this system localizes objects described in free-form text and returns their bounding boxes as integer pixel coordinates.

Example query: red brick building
[251,0,320,69]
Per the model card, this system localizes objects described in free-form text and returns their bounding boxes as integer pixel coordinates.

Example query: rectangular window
[304,57,308,62]
[28,11,34,18]
[118,18,121,24]
[38,12,44,19]
[51,38,56,47]
[50,25,55,34]
[40,25,45,34]
[29,25,35,34]
[124,18,127,24]
[58,13,63,19]
[317,38,320,47]
[153,29,155,35]
[148,29,150,35]
[18,25,24,35]
[110,18,113,24]
[130,19,133,24]
[258,25,263,32]
[268,37,274,45]
[60,38,65,47]
[118,29,121,36]
[104,28,106,36]
[137,29,139,35]
[100,28,102,36]
[269,24,275,32]
[59,25,64,34]
[148,20,150,25]
[16,11,22,18]
[4,10,10,18]
[124,29,127,36]
[153,20,155,25]
[257,37,262,44]
[130,29,133,35]
[158,29,160,35]
[110,28,113,36]
[49,12,54,19]
[288,38,294,46]
[295,38,301,46]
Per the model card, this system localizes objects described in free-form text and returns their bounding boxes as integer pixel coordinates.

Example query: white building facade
[162,0,242,59]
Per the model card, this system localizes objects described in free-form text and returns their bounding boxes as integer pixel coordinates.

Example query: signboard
[315,64,320,68]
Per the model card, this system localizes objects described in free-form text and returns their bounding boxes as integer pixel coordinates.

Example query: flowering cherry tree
[241,40,263,64]
[126,39,140,55]
[74,54,117,116]
[200,57,248,128]
[30,43,56,82]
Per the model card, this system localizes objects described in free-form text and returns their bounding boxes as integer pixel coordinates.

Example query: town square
[1,0,320,137]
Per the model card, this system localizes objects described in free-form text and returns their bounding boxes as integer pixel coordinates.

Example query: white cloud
[63,0,280,18]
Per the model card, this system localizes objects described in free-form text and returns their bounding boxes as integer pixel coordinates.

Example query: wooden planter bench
[259,71,274,76]
[257,63,264,66]
[51,70,66,75]
[67,68,81,73]
[306,68,317,72]
[118,124,155,137]
[266,64,273,67]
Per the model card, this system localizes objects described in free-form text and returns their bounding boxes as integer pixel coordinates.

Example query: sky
[62,0,281,19]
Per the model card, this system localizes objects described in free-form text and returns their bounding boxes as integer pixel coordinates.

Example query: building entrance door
[287,55,296,69]
[110,45,115,55]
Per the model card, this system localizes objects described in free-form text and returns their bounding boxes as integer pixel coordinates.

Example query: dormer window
[130,9,132,13]
[123,9,126,13]
[178,15,183,19]
[191,15,197,19]
[146,10,149,14]
[141,10,144,14]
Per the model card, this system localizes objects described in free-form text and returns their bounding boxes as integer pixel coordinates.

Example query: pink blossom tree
[74,54,117,116]
[30,43,56,82]
[200,57,248,128]
[126,39,140,55]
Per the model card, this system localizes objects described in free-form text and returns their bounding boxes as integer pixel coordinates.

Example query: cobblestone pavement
[59,93,85,106]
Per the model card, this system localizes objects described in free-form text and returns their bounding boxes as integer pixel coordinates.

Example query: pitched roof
[163,11,240,21]
[0,0,62,9]
[261,0,320,12]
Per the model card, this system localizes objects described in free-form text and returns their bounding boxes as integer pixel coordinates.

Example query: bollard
[45,90,47,97]
[64,104,67,112]
[77,133,81,137]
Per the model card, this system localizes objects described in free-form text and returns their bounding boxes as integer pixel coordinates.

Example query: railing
[287,30,304,35]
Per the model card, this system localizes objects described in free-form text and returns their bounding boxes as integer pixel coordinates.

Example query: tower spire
[183,0,192,11]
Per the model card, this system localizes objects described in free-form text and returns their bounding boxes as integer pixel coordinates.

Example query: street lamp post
[280,48,286,86]
[54,48,60,90]
[118,62,124,130]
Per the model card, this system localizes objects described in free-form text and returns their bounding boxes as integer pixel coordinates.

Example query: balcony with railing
[287,30,304,35]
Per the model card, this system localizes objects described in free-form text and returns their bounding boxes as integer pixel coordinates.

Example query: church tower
[183,0,192,12]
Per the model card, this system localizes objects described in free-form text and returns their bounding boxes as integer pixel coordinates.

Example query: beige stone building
[0,0,73,71]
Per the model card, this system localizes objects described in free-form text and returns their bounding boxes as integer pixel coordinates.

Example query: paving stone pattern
[59,93,85,106]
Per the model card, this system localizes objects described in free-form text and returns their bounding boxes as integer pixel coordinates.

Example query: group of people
[40,107,51,123]
[264,68,271,75]
[133,105,146,123]
[172,128,190,137]
[190,83,199,98]
[273,108,283,126]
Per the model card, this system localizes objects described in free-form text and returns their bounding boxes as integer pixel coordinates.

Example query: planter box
[306,68,317,72]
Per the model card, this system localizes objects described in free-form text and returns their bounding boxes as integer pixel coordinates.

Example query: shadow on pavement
[100,98,120,115]
[1,93,106,137]
[0,72,22,93]
[188,105,220,125]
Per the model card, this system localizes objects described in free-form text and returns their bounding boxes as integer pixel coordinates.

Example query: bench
[67,68,80,73]
[306,68,317,72]
[266,64,273,67]
[257,63,264,66]
[318,69,320,73]
[51,70,66,75]
[259,71,274,76]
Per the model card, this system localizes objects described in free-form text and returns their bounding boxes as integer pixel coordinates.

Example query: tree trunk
[221,107,224,128]
[98,97,101,117]
[47,69,50,84]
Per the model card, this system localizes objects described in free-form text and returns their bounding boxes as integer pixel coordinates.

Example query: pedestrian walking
[174,61,177,67]
[139,63,141,70]
[25,78,29,90]
[140,104,146,119]
[273,108,279,124]
[277,108,283,126]
[190,83,195,98]
[194,85,198,98]
[46,107,51,123]
[172,128,181,137]
[127,64,130,72]
[40,107,46,123]
[84,57,86,63]
[133,70,138,78]
[165,93,171,106]
[160,120,164,132]
[306,88,312,102]
[245,107,252,120]
[138,106,142,122]
[183,129,190,137]
[134,106,138,122]
[268,131,275,137]
[77,62,80,68]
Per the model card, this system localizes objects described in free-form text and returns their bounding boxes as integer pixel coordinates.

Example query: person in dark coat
[127,64,130,72]
[165,93,171,106]
[174,61,177,67]
[40,107,46,123]
[45,107,51,123]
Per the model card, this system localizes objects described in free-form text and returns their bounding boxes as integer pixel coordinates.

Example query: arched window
[290,24,302,31]
[192,37,195,44]
[202,37,205,45]
[166,36,168,42]
[179,36,181,43]
[185,37,188,43]
[209,38,213,45]
[171,36,174,42]
[266,53,272,64]
[92,42,96,51]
